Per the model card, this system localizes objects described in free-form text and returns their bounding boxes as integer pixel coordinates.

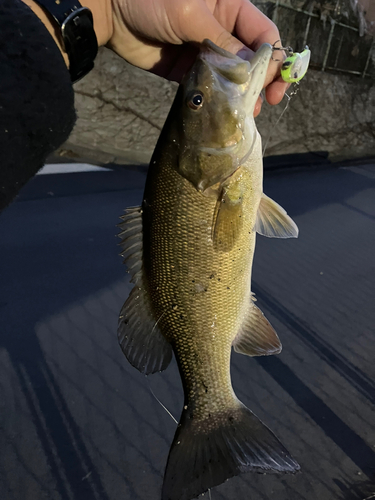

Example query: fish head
[175,41,273,193]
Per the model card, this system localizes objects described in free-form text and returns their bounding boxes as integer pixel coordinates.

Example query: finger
[162,44,199,82]
[265,77,289,105]
[234,1,285,91]
[253,95,262,117]
[234,0,281,51]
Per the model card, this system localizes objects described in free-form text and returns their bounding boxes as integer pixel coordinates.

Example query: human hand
[108,0,288,116]
[22,0,287,116]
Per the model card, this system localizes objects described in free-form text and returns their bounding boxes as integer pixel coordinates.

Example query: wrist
[21,0,69,66]
[20,0,113,66]
[80,0,113,47]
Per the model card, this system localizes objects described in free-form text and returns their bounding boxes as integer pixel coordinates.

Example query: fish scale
[144,157,259,418]
[118,40,300,500]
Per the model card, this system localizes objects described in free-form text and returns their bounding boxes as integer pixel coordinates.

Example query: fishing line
[146,377,178,424]
[147,312,178,423]
[151,311,167,334]
[262,82,299,157]
[262,41,310,157]
[147,380,214,498]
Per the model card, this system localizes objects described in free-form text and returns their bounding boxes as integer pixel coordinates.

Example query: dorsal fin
[118,206,143,283]
[118,278,172,374]
[117,206,172,374]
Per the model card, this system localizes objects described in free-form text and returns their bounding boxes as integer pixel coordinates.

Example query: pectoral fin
[255,194,298,238]
[212,178,245,252]
[233,301,281,356]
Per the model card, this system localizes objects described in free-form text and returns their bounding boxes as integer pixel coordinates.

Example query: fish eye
[282,60,292,70]
[188,92,204,110]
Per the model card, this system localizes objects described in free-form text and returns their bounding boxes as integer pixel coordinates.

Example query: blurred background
[1,1,375,500]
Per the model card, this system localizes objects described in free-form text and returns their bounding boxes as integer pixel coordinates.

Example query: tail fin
[162,403,299,500]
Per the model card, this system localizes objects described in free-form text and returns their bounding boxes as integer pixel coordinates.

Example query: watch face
[61,7,98,82]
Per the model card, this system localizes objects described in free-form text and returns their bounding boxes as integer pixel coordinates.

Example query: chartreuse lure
[280,46,311,83]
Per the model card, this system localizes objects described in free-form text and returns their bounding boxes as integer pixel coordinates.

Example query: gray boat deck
[0,161,374,500]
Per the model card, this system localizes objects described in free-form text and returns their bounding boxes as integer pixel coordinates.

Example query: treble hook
[271,40,294,61]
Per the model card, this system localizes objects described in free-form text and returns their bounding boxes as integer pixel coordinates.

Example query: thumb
[178,1,261,113]
[179,2,245,56]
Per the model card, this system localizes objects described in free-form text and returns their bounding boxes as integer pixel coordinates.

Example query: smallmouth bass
[118,41,300,500]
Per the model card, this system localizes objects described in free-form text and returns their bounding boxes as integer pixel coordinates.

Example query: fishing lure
[272,42,311,83]
[262,43,311,156]
[281,46,311,83]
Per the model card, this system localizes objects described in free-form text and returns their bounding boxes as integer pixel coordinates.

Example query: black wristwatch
[33,0,98,83]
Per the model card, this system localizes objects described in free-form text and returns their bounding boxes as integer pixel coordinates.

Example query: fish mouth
[200,44,272,191]
[201,42,273,113]
[245,44,273,85]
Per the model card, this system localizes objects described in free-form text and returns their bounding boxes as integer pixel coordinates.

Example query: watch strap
[33,0,98,82]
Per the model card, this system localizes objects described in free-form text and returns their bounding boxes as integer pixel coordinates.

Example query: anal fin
[233,301,281,356]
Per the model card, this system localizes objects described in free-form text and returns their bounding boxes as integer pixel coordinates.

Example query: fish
[117,40,300,500]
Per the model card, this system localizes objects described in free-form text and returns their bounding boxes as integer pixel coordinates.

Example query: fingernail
[236,47,254,61]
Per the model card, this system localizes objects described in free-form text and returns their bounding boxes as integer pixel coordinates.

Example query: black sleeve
[0,0,76,212]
